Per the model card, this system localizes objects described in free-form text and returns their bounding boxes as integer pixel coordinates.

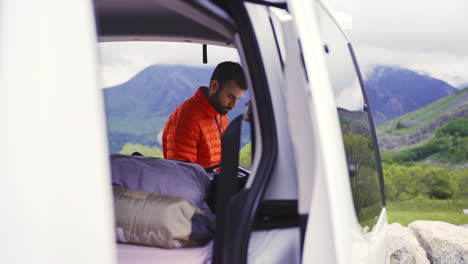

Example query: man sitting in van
[162,61,247,168]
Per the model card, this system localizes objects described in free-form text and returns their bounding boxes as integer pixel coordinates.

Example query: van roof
[94,0,237,46]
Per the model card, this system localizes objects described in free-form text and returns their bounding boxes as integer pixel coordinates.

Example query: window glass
[269,7,288,66]
[316,6,383,228]
[240,120,252,170]
[98,42,251,165]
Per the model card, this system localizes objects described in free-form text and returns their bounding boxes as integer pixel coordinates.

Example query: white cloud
[327,0,468,87]
[98,42,240,88]
[335,79,364,111]
[355,45,468,87]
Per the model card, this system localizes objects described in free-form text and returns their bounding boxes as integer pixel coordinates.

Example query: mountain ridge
[377,87,468,152]
[365,65,458,125]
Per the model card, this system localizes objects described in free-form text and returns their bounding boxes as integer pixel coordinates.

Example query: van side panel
[0,0,116,263]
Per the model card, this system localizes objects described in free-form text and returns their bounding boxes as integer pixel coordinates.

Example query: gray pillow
[110,154,213,218]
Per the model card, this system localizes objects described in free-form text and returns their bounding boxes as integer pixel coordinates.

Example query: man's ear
[209,80,219,95]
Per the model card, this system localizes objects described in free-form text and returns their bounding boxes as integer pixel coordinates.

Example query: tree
[239,143,252,169]
[343,132,373,175]
[343,132,378,215]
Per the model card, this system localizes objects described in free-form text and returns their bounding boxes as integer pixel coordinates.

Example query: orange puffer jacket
[162,87,228,168]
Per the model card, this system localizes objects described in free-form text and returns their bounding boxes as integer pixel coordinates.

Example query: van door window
[316,5,385,228]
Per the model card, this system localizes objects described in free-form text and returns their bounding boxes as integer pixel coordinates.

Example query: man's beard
[208,90,231,115]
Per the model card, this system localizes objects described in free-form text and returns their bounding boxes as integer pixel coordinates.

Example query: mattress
[117,242,213,264]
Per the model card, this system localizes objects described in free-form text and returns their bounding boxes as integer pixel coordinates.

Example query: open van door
[215,1,387,263]
[267,4,356,263]
[285,0,388,263]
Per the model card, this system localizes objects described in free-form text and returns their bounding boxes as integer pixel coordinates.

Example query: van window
[98,41,251,163]
[316,6,384,228]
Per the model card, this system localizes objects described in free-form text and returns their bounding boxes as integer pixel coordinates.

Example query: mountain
[377,87,468,152]
[338,108,371,136]
[365,66,458,125]
[103,65,250,153]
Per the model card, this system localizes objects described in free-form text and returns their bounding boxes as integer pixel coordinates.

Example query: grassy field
[387,199,468,226]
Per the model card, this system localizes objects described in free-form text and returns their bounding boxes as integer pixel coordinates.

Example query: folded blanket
[113,185,214,248]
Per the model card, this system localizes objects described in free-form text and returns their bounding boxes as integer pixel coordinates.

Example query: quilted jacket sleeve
[164,114,201,163]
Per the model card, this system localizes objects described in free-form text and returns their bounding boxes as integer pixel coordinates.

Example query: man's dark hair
[210,61,247,91]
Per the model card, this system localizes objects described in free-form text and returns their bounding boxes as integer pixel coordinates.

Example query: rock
[386,223,430,264]
[409,221,468,264]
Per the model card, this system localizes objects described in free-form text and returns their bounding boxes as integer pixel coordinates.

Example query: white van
[0,0,388,263]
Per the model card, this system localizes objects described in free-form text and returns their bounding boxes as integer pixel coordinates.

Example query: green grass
[390,98,455,136]
[387,199,468,226]
[377,88,468,136]
[119,143,163,158]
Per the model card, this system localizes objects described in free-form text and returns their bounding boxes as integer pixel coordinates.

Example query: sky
[99,0,468,89]
[328,0,468,88]
[98,42,239,88]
